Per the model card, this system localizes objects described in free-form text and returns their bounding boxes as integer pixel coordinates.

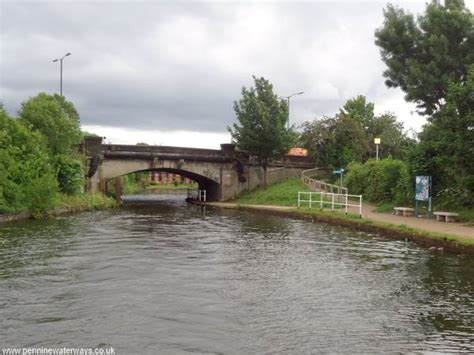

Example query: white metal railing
[297,191,362,217]
[187,188,207,202]
[302,168,348,195]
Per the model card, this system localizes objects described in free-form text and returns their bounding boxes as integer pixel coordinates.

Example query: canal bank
[1,196,473,353]
[196,201,474,255]
[0,193,115,224]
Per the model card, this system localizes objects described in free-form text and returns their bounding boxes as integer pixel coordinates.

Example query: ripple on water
[0,196,473,353]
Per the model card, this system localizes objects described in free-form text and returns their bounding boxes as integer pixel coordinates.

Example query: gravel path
[361,203,474,240]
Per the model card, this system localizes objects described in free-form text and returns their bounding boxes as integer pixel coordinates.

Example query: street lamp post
[52,52,71,96]
[280,91,304,129]
[374,137,381,161]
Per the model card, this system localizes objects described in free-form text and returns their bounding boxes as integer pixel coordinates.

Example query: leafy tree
[53,93,80,123]
[0,105,58,214]
[375,0,474,116]
[229,76,293,186]
[299,117,336,166]
[340,95,375,127]
[19,93,82,156]
[411,66,474,205]
[333,114,368,167]
[19,93,84,195]
[341,95,414,159]
[366,112,415,160]
[299,96,411,167]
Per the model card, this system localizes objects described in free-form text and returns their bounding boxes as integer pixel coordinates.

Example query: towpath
[206,202,474,241]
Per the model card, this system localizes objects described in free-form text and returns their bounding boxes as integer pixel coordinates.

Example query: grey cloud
[0,1,445,132]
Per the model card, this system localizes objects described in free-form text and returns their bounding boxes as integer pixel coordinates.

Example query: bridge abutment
[83,140,314,201]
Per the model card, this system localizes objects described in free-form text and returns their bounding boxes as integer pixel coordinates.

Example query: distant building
[287,147,308,157]
[149,172,194,185]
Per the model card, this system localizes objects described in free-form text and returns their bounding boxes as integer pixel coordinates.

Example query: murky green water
[1,195,473,353]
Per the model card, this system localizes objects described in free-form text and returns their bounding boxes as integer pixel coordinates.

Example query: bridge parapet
[83,136,314,168]
[84,137,316,200]
[99,144,313,168]
[102,144,227,157]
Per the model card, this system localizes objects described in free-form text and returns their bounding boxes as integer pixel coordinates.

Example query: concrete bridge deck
[83,137,316,201]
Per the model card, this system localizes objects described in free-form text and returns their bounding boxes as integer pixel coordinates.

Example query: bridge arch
[85,142,315,201]
[105,167,221,201]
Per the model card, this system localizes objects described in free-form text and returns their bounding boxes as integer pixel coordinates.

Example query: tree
[375,0,474,116]
[19,93,82,155]
[53,93,80,123]
[411,66,474,205]
[299,96,411,167]
[333,114,368,167]
[19,93,83,195]
[229,76,293,186]
[366,112,415,160]
[299,117,336,166]
[340,95,375,127]
[0,105,58,214]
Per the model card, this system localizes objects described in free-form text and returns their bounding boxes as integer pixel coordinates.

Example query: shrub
[57,155,83,195]
[0,106,59,214]
[345,158,412,205]
[23,175,58,217]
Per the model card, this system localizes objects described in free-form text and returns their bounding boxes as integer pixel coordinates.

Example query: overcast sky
[1,0,473,148]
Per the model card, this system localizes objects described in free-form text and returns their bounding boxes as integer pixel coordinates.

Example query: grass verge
[58,193,116,212]
[229,179,474,253]
[297,207,474,246]
[236,179,311,206]
[373,202,474,225]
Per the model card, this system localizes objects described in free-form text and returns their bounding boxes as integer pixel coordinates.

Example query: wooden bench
[394,207,415,217]
[433,212,459,223]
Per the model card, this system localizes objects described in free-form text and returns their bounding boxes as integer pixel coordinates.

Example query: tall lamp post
[280,91,304,129]
[52,52,71,96]
[374,137,381,161]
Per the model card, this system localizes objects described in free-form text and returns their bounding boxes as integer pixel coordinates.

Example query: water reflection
[0,195,473,353]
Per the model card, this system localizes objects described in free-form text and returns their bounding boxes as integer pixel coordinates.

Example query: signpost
[333,168,345,190]
[415,175,432,219]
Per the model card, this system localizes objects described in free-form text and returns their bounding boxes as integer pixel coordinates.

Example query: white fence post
[297,191,363,218]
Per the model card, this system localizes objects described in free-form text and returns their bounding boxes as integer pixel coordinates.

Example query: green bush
[57,155,83,195]
[345,158,412,205]
[23,175,58,217]
[0,106,59,214]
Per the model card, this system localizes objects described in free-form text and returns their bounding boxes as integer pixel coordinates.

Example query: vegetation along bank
[0,93,114,222]
[198,179,474,255]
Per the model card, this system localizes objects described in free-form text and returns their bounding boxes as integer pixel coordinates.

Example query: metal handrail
[301,168,348,195]
[297,191,362,217]
[187,188,207,202]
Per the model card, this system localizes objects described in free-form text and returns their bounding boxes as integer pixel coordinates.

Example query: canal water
[0,195,473,353]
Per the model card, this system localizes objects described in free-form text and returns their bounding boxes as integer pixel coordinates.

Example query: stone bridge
[83,137,315,201]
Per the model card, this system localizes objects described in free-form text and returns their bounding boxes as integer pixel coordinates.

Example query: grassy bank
[236,179,311,206]
[230,179,474,252]
[0,193,115,223]
[58,193,116,212]
[297,207,474,246]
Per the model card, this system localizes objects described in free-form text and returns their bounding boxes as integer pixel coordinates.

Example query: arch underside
[110,167,221,201]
